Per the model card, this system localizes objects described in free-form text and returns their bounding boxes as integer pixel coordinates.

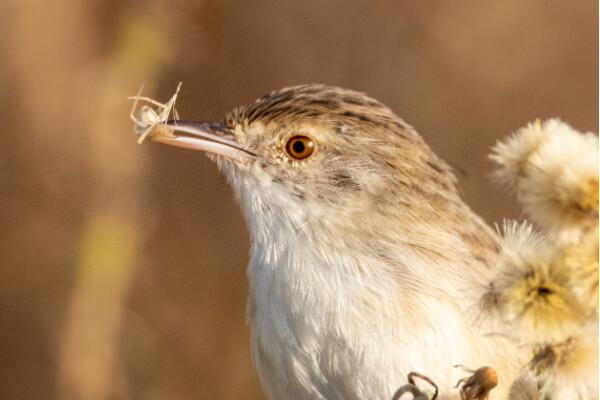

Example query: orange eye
[286,136,315,159]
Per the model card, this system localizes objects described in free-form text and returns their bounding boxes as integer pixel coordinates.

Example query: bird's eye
[286,136,314,160]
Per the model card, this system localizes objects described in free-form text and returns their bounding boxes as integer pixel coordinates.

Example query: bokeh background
[1,1,597,399]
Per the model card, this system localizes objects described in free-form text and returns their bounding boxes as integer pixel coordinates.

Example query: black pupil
[292,140,305,154]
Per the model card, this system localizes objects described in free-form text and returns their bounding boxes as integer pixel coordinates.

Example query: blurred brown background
[0,1,597,399]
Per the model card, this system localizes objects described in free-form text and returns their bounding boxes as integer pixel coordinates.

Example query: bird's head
[155,84,461,247]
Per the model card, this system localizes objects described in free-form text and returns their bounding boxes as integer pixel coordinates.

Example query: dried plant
[530,331,598,399]
[484,221,586,343]
[485,119,599,399]
[392,372,439,400]
[388,119,597,399]
[491,119,599,237]
[455,365,498,400]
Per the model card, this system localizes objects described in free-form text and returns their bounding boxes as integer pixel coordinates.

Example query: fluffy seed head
[531,330,599,399]
[490,221,585,343]
[491,119,599,237]
[490,119,550,189]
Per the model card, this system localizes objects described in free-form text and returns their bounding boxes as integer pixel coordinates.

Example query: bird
[142,84,524,399]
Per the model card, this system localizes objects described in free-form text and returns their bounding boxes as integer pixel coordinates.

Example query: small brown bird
[136,84,523,399]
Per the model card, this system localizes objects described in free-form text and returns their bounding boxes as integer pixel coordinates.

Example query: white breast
[244,227,487,399]
[229,167,518,400]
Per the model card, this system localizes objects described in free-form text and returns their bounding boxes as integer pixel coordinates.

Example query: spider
[128,82,182,144]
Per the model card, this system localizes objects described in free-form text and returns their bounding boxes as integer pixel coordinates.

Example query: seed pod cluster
[486,120,599,399]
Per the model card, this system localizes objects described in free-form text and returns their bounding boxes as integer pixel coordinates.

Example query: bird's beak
[150,120,256,161]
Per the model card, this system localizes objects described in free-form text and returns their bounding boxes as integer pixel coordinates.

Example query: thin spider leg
[137,125,155,144]
[127,95,167,109]
[166,82,183,121]
[173,81,183,96]
[129,82,147,123]
[158,99,174,121]
[160,82,183,121]
[156,83,182,130]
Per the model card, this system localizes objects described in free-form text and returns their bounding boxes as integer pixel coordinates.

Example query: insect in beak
[129,83,255,161]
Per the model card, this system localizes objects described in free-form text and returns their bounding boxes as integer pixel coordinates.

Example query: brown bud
[455,366,498,400]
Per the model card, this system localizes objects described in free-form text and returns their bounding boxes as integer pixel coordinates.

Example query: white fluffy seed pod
[491,119,599,238]
[533,327,599,400]
[522,127,598,237]
[490,119,552,189]
[490,221,585,343]
[489,120,598,400]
